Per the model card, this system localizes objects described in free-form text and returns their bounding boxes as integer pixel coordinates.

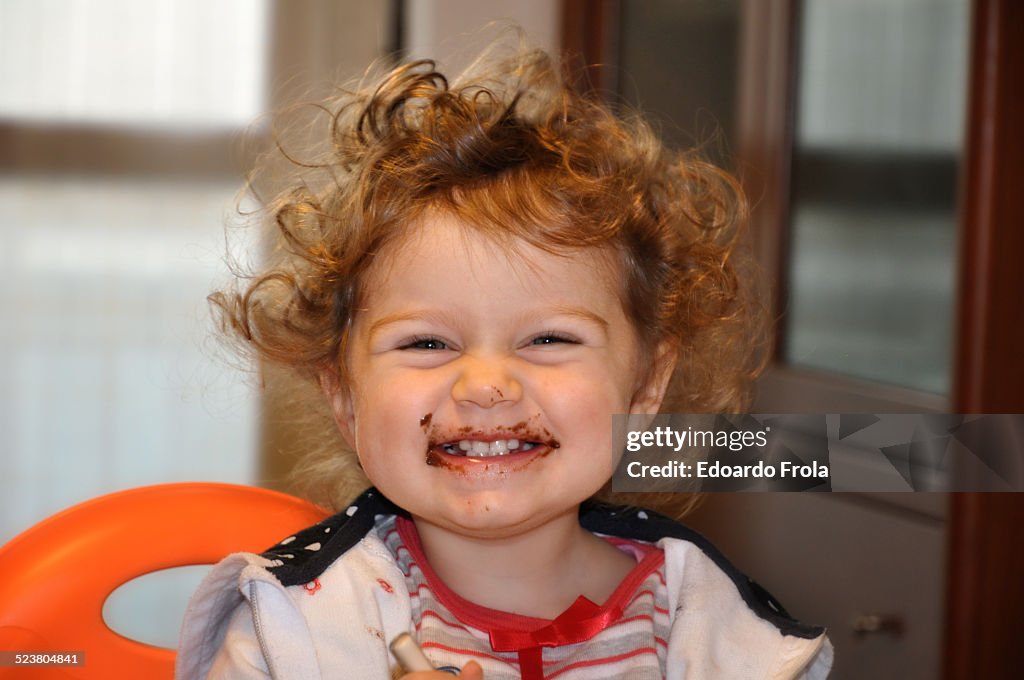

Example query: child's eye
[529,332,578,346]
[399,336,449,351]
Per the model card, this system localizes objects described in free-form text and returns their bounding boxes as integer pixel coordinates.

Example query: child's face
[327,212,670,539]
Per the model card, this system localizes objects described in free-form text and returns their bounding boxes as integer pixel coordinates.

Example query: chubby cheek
[540,375,630,453]
[348,375,436,464]
[552,362,634,408]
[351,416,421,495]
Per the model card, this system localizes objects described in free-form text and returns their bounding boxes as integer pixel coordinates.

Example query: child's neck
[411,509,635,620]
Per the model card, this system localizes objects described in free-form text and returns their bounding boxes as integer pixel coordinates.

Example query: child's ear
[319,370,356,449]
[629,340,678,416]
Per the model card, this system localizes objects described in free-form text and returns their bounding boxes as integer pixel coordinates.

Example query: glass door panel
[785,0,969,394]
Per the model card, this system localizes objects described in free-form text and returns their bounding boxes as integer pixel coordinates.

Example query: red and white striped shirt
[382,516,671,680]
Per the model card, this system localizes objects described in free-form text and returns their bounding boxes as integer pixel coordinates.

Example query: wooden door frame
[944,0,1024,676]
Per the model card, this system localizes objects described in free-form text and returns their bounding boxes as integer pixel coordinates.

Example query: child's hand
[401,660,483,680]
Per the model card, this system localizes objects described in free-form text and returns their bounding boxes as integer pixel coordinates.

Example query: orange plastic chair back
[0,483,329,679]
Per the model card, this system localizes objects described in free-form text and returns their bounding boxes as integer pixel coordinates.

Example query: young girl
[177,45,832,680]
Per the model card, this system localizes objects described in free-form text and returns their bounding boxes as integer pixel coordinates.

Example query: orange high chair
[0,483,329,679]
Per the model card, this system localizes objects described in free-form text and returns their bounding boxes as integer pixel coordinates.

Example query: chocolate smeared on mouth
[424,417,558,469]
[426,432,560,460]
[419,413,432,430]
[425,449,449,468]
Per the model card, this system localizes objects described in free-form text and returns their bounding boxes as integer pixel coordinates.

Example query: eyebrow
[366,305,609,339]
[366,310,463,340]
[547,305,610,332]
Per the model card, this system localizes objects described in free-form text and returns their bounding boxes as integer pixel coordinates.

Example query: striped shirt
[380,516,671,680]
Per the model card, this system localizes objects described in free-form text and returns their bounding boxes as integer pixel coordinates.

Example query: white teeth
[454,438,533,458]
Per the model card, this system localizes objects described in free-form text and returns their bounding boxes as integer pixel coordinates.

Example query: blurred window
[785,0,969,394]
[0,0,268,128]
[613,0,967,398]
[1,0,394,649]
[0,177,261,534]
[0,0,271,648]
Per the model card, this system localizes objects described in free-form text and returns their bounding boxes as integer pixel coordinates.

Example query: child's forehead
[367,209,623,290]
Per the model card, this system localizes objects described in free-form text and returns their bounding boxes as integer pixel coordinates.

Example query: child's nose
[451,355,522,408]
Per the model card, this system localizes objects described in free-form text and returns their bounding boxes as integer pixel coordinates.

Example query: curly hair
[213,46,765,517]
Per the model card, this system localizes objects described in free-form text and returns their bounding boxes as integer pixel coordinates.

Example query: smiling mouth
[425,433,560,470]
[436,438,544,458]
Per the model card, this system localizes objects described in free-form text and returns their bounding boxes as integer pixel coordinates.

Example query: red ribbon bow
[488,595,623,651]
[488,596,625,680]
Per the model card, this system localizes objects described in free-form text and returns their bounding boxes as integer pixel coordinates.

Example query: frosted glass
[798,0,968,152]
[784,0,968,394]
[0,0,269,128]
[0,178,260,546]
